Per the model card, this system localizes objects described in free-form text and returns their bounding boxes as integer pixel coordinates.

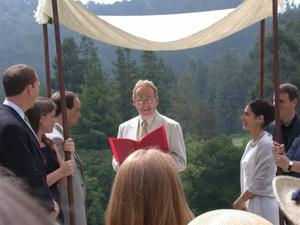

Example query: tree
[138,51,176,115]
[207,52,247,134]
[112,47,137,121]
[187,59,209,97]
[170,72,216,139]
[181,135,243,214]
[245,25,300,109]
[72,37,121,149]
[78,149,115,225]
[52,37,83,93]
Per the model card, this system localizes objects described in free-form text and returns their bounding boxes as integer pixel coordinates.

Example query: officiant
[112,80,187,172]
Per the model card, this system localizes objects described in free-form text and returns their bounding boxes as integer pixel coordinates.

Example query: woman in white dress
[233,99,279,225]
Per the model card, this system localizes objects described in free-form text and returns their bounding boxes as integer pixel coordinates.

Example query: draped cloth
[34,0,284,51]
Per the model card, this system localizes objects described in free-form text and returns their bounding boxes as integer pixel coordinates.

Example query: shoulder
[0,106,19,123]
[256,132,273,154]
[119,116,138,128]
[0,109,24,132]
[158,113,180,126]
[295,115,300,125]
[259,132,273,145]
[288,136,300,151]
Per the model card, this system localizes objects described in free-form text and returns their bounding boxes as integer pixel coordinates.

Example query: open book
[108,125,169,164]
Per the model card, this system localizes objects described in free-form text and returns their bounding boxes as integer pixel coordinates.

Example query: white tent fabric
[98,9,235,42]
[35,0,284,51]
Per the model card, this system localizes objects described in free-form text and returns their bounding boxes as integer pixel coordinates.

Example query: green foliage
[170,72,216,139]
[53,37,83,93]
[112,48,137,121]
[72,38,122,149]
[78,149,115,225]
[181,135,243,214]
[231,133,249,147]
[206,53,247,134]
[138,51,176,115]
[186,59,210,97]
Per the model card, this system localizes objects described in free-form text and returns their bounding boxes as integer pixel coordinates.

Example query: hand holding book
[108,125,169,164]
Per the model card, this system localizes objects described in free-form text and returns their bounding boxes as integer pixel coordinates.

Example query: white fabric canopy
[35,0,284,51]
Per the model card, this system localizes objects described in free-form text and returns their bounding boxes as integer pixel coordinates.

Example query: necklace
[250,131,265,147]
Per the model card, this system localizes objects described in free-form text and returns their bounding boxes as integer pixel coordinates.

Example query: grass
[231,134,249,147]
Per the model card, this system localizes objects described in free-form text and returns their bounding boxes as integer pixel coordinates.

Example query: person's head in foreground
[0,177,54,225]
[188,209,272,225]
[273,176,300,225]
[105,149,194,225]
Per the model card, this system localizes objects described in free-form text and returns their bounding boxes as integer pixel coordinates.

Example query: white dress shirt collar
[3,98,39,141]
[3,98,25,119]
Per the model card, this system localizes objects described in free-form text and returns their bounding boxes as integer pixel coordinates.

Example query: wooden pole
[43,24,52,98]
[272,0,282,144]
[272,1,284,225]
[259,19,265,99]
[51,0,75,224]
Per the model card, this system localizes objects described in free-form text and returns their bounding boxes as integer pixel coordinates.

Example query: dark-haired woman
[26,96,75,222]
[233,99,279,225]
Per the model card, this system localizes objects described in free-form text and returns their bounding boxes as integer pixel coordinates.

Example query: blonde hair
[105,149,193,225]
[132,80,158,98]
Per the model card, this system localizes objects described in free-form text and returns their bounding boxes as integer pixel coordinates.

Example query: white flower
[34,0,52,24]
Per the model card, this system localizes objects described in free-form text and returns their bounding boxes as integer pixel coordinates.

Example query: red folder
[108,125,169,164]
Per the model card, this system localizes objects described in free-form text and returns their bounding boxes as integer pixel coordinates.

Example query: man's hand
[275,154,290,171]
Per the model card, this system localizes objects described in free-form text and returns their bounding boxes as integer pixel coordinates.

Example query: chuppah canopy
[35,0,284,51]
[35,1,285,225]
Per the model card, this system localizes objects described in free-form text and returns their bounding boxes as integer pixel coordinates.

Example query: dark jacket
[0,105,53,211]
[266,115,300,151]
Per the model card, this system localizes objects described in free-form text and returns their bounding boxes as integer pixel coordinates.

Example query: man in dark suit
[273,83,300,171]
[277,83,300,151]
[0,64,55,213]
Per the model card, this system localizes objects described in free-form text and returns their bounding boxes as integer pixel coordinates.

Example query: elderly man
[113,79,187,172]
[0,64,54,212]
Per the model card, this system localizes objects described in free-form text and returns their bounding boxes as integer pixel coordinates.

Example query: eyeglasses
[135,96,156,105]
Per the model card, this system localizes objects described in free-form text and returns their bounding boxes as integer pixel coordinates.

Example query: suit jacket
[285,136,300,178]
[283,115,300,151]
[113,111,187,172]
[46,123,87,225]
[0,105,53,211]
[267,115,300,151]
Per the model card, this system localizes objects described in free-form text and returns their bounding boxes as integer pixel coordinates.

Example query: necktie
[24,115,39,141]
[138,120,148,140]
[24,115,32,128]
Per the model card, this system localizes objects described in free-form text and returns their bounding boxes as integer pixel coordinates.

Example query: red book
[108,125,169,164]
